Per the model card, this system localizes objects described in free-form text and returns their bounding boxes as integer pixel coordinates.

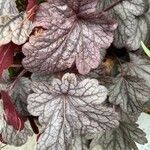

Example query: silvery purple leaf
[112,0,149,50]
[89,122,147,150]
[109,75,150,113]
[22,0,117,75]
[98,0,149,51]
[27,73,119,150]
[0,122,33,146]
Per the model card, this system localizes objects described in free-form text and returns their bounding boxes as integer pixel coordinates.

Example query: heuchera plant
[0,0,150,150]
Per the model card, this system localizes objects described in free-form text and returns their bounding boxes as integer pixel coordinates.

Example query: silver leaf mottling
[27,73,119,150]
[0,0,33,45]
[22,0,117,75]
[89,122,147,150]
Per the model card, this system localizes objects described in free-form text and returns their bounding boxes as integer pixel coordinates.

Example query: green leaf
[141,41,150,57]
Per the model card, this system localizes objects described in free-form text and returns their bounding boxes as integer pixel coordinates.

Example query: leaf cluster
[0,0,150,150]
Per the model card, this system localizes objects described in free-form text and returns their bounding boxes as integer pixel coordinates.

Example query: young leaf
[109,75,150,113]
[1,91,25,131]
[0,122,33,146]
[89,122,147,150]
[28,73,119,150]
[0,0,33,45]
[0,43,15,77]
[22,0,117,75]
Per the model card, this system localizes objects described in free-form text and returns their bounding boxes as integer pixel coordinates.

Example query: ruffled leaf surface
[98,0,149,50]
[109,75,150,113]
[89,122,147,150]
[22,0,117,75]
[0,0,33,45]
[27,73,119,150]
[117,107,140,123]
[0,0,19,15]
[122,54,150,88]
[0,122,33,146]
[113,0,149,50]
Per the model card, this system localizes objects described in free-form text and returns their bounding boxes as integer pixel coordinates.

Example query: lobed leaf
[89,122,147,150]
[22,0,117,75]
[0,0,33,45]
[113,0,149,50]
[122,54,150,88]
[109,75,150,113]
[98,0,149,50]
[27,73,119,150]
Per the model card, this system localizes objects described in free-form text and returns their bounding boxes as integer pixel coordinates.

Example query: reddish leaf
[1,91,25,131]
[26,0,37,21]
[0,43,15,77]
